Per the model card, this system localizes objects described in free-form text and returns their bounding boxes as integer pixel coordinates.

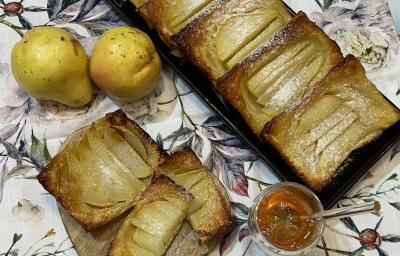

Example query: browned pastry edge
[157,146,205,171]
[171,0,240,81]
[149,174,195,200]
[38,109,168,231]
[215,11,343,136]
[157,147,233,243]
[138,0,179,49]
[261,55,400,191]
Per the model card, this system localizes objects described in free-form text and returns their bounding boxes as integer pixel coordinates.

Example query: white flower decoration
[333,28,389,67]
[12,199,45,222]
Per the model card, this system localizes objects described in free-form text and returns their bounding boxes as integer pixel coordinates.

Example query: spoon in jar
[302,201,381,222]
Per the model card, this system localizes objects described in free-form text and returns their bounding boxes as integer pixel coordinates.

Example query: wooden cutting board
[58,204,128,256]
[59,205,216,256]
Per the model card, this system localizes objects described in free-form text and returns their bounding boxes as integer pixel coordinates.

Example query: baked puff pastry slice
[38,110,167,230]
[157,148,232,243]
[108,175,193,256]
[137,0,216,49]
[174,0,293,80]
[262,55,400,191]
[216,12,344,135]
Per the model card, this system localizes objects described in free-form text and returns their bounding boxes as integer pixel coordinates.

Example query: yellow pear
[11,27,93,107]
[90,26,161,102]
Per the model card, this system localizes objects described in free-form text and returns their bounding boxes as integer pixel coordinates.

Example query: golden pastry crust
[216,11,344,136]
[108,175,192,256]
[174,0,292,81]
[139,0,215,49]
[262,55,400,191]
[38,110,167,231]
[157,148,232,243]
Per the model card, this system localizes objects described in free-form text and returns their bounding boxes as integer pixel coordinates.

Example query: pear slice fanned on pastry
[216,12,344,136]
[77,132,145,208]
[108,176,193,256]
[38,110,166,231]
[262,55,400,191]
[174,0,292,81]
[157,148,232,243]
[91,123,153,179]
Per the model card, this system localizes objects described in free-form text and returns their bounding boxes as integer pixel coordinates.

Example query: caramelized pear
[111,125,148,161]
[79,132,145,207]
[216,10,277,63]
[92,126,153,179]
[165,0,213,32]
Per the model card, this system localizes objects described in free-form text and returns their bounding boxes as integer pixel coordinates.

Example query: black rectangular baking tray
[105,0,400,209]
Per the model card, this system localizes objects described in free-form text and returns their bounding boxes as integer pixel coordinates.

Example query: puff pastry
[263,55,400,191]
[174,0,292,80]
[108,175,192,256]
[38,110,166,230]
[157,148,232,243]
[216,11,344,135]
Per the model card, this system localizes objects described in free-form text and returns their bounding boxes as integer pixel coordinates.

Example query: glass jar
[248,182,325,256]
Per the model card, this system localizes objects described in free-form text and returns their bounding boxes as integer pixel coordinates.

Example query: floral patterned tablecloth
[1,0,400,255]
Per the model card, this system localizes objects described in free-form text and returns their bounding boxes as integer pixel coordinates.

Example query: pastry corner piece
[38,110,167,231]
[174,0,293,81]
[262,55,400,191]
[138,0,215,49]
[108,175,193,256]
[216,11,343,136]
[157,147,232,243]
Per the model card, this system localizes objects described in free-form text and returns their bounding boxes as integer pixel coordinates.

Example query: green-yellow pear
[90,26,161,102]
[11,27,93,107]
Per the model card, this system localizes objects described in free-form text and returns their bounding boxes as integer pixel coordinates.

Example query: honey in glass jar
[248,182,325,256]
